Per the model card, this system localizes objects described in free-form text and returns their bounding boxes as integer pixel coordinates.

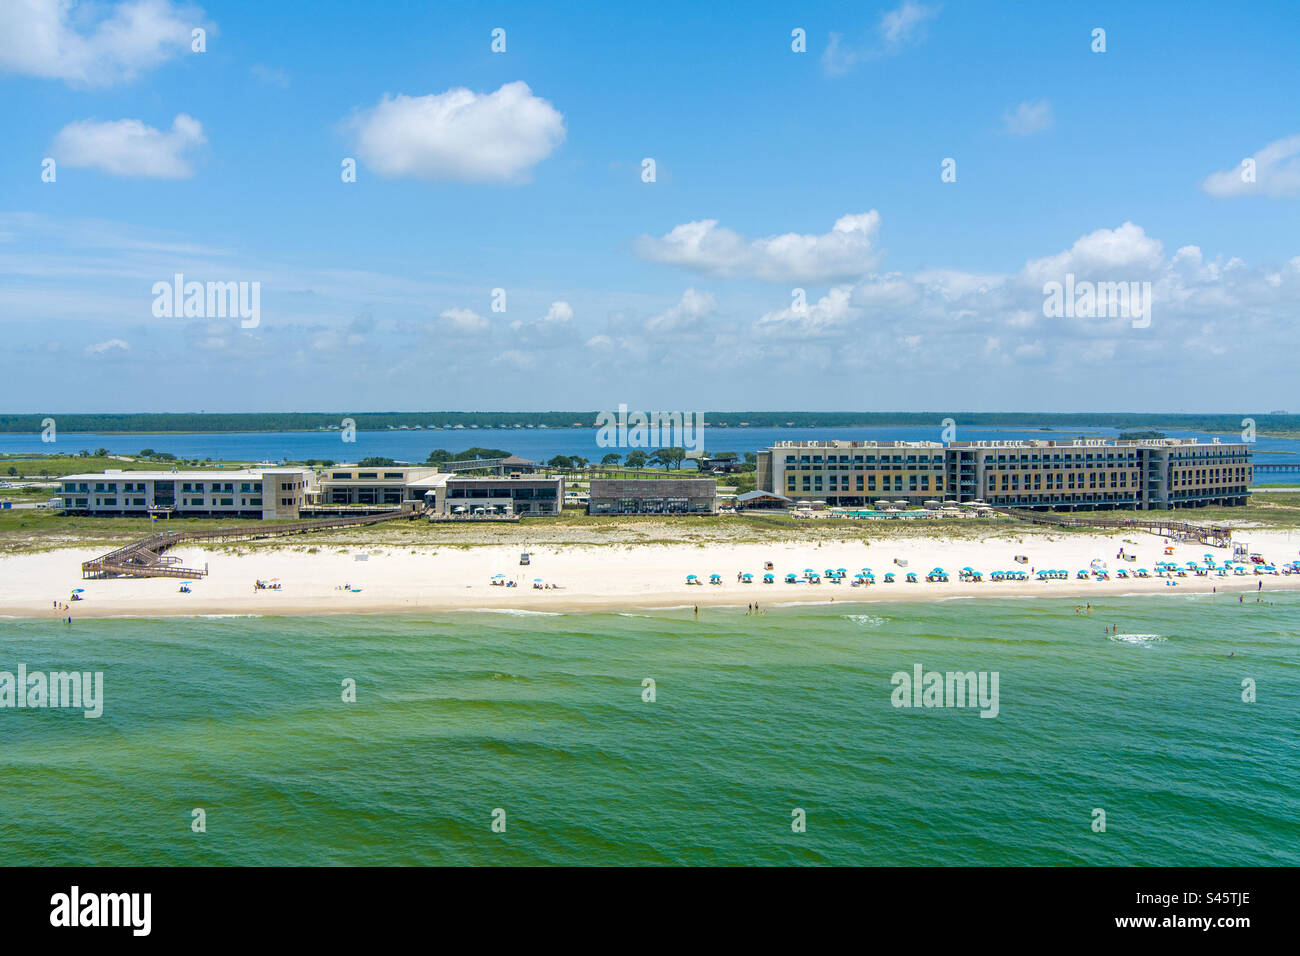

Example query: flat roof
[59,468,309,481]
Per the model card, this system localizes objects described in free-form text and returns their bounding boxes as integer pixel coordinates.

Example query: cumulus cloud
[439,307,489,332]
[727,219,1300,384]
[1003,99,1053,136]
[50,113,205,178]
[637,212,882,283]
[1020,222,1164,285]
[0,0,205,87]
[541,300,573,324]
[85,338,130,355]
[348,81,565,183]
[1202,134,1300,199]
[646,288,716,332]
[823,2,938,76]
[758,286,856,336]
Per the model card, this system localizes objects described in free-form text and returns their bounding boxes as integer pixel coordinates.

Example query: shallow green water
[1,593,1296,865]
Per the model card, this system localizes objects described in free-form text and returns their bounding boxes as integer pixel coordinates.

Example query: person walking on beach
[693,605,698,618]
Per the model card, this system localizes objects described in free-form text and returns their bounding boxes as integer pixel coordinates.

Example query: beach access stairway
[986,507,1233,548]
[80,510,412,579]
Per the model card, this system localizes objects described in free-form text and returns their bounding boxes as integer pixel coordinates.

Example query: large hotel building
[757,438,1252,511]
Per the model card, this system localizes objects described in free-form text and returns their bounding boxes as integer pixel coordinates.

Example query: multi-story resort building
[58,468,314,519]
[757,438,1252,511]
[756,441,950,507]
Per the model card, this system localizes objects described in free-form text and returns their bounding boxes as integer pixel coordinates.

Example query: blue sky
[2,0,1298,413]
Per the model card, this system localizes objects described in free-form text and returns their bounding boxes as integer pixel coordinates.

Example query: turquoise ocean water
[1,594,1296,866]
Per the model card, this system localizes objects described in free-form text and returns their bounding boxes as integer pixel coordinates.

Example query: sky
[1,0,1298,414]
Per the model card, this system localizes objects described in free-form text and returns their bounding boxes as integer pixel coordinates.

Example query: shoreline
[2,584,1294,623]
[4,529,1298,621]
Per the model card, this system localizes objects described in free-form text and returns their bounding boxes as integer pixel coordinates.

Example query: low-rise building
[587,478,717,515]
[427,476,564,516]
[312,466,439,511]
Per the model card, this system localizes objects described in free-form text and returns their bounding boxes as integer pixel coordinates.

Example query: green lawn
[0,454,262,479]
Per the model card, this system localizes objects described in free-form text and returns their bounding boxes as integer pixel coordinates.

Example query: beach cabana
[709,574,722,585]
[763,573,775,584]
[686,574,700,585]
[905,572,918,583]
[785,573,798,583]
[741,572,754,584]
[883,572,895,583]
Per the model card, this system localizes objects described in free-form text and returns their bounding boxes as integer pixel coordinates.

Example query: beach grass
[5,492,1300,555]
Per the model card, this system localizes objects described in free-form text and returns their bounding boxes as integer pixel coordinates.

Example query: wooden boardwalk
[987,507,1233,548]
[81,510,412,579]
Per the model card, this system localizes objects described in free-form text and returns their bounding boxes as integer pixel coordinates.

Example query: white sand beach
[4,529,1299,619]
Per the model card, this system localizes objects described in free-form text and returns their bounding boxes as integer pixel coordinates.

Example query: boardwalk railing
[81,510,411,579]
[986,506,1233,548]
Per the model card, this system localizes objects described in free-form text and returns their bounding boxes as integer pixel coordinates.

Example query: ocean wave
[1109,633,1167,647]
[845,614,885,628]
[461,608,564,617]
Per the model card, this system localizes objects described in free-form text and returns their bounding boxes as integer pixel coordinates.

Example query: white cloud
[1002,99,1053,136]
[84,338,129,355]
[637,212,882,283]
[823,2,938,76]
[348,81,565,183]
[585,334,614,350]
[1202,134,1300,199]
[0,0,204,87]
[880,1,940,50]
[1020,222,1164,285]
[758,286,857,336]
[439,307,489,332]
[51,113,205,178]
[646,288,716,332]
[541,301,573,324]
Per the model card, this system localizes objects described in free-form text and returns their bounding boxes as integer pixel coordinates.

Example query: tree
[358,457,397,466]
[653,447,687,469]
[571,456,588,469]
[651,447,687,470]
[547,455,574,472]
[5,466,15,477]
[600,453,621,466]
[625,451,648,469]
